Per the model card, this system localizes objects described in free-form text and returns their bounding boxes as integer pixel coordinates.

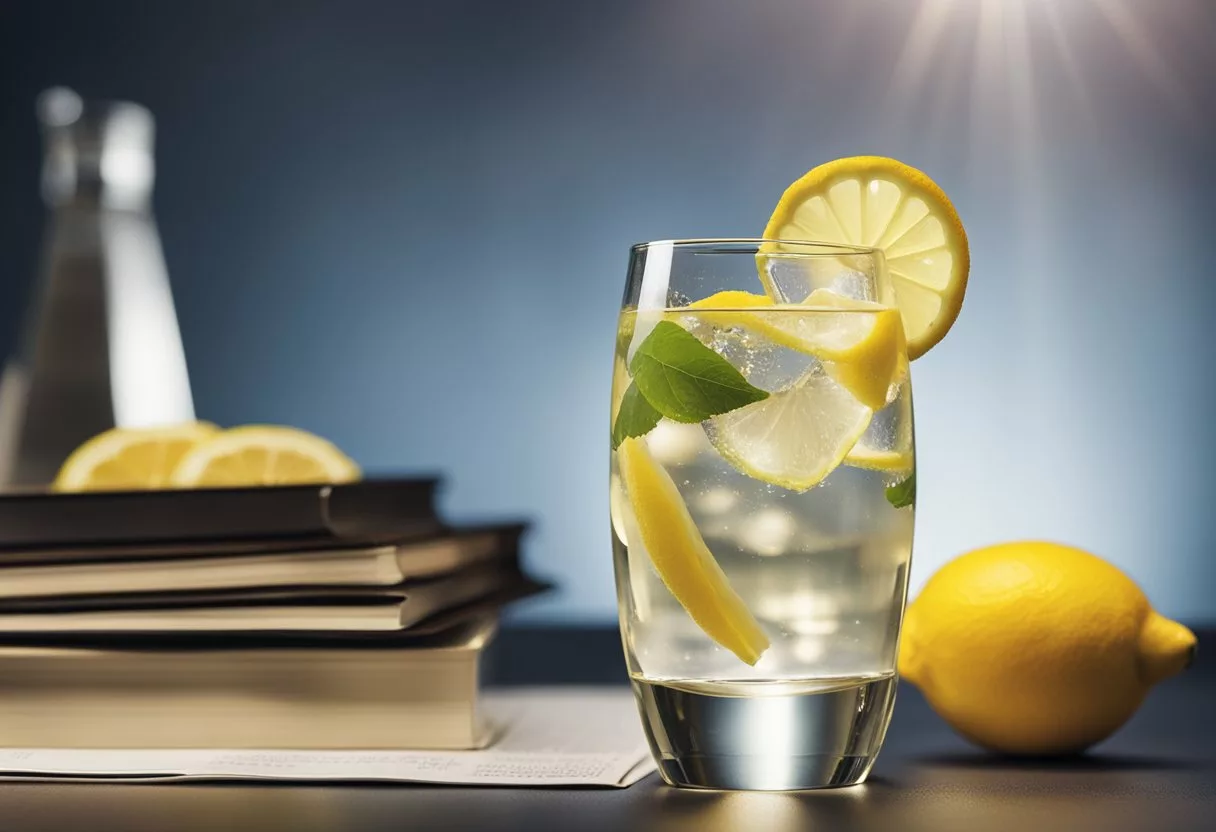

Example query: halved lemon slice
[53,422,220,492]
[617,437,769,665]
[170,425,360,488]
[763,156,969,359]
[706,371,872,492]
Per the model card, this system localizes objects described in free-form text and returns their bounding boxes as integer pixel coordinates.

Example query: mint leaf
[629,321,769,423]
[611,382,662,449]
[886,472,916,508]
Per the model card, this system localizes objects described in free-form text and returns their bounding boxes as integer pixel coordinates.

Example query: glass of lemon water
[610,239,914,790]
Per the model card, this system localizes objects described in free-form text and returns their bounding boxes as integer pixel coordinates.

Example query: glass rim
[629,238,881,257]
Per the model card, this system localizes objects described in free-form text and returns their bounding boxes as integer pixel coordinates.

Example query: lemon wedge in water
[845,389,914,474]
[706,371,873,492]
[617,437,769,665]
[675,289,906,489]
[683,289,904,410]
[801,289,906,410]
[844,443,913,475]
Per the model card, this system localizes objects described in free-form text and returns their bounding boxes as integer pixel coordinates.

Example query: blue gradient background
[1,1,1214,622]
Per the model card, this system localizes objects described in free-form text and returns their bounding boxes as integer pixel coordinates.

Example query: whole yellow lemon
[899,541,1196,755]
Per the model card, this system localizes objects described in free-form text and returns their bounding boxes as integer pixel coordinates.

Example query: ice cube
[762,252,883,304]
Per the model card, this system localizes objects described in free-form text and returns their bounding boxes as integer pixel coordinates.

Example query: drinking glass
[609,239,914,790]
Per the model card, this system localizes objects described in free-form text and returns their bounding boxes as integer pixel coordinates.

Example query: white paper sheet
[0,688,656,788]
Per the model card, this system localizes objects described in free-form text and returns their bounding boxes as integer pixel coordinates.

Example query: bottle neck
[39,91,155,212]
[42,135,154,212]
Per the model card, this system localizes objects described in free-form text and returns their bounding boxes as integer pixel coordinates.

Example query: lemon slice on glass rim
[763,156,969,360]
[697,156,964,489]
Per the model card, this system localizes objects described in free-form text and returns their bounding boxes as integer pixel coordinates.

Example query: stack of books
[0,479,546,750]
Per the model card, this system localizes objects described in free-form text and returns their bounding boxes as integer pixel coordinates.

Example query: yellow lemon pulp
[706,372,873,492]
[763,156,969,360]
[616,437,769,665]
[899,541,1197,755]
[169,425,361,488]
[53,422,220,492]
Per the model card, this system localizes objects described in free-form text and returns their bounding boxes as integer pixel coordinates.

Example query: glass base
[631,674,898,791]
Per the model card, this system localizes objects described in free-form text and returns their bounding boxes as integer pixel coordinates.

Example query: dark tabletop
[0,626,1212,832]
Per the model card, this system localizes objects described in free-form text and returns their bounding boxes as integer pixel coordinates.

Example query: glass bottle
[0,87,195,487]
